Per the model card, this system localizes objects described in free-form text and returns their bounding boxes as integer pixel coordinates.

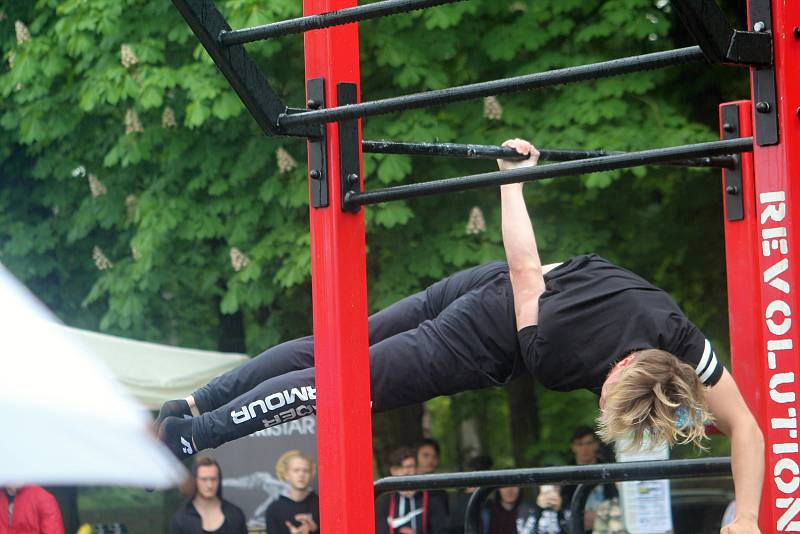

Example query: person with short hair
[265,451,320,534]
[416,439,440,475]
[157,139,763,534]
[416,438,449,516]
[375,447,448,534]
[561,428,616,533]
[170,456,246,534]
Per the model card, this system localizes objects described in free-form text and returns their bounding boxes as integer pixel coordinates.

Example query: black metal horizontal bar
[279,47,706,128]
[348,137,752,206]
[374,457,731,496]
[361,139,736,168]
[219,0,466,45]
[363,139,529,160]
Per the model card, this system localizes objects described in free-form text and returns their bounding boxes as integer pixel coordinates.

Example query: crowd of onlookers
[168,450,319,534]
[374,427,624,534]
[2,426,730,533]
[159,425,623,534]
[0,428,619,534]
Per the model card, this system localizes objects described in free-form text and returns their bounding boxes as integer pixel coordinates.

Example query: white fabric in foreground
[0,264,186,488]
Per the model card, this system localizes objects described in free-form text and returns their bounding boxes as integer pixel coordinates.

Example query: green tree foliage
[1,0,745,467]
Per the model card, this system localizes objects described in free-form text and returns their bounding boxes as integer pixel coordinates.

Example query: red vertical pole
[303,2,374,534]
[720,100,771,525]
[724,2,800,531]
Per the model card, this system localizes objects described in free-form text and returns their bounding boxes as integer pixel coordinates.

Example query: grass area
[78,487,182,533]
[79,487,165,510]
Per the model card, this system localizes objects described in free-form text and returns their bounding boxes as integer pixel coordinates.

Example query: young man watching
[561,427,616,533]
[416,439,440,475]
[416,438,450,515]
[266,451,320,534]
[376,447,448,534]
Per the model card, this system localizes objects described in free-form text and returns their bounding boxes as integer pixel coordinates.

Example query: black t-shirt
[518,254,723,394]
[169,499,247,534]
[265,493,320,534]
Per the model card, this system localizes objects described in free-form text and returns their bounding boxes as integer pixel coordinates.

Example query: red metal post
[303,1,374,533]
[724,2,800,531]
[720,100,770,524]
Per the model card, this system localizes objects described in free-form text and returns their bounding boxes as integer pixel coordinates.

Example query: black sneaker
[154,399,192,428]
[158,416,197,461]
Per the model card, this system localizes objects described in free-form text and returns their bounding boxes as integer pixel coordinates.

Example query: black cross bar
[363,139,530,160]
[361,139,737,168]
[279,47,706,128]
[219,0,466,45]
[346,137,752,206]
[374,457,731,494]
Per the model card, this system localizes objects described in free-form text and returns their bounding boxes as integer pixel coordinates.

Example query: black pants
[191,262,523,449]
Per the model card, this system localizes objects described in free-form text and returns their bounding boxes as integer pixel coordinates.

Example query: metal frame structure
[720,2,800,527]
[361,139,738,168]
[373,457,732,534]
[169,0,797,531]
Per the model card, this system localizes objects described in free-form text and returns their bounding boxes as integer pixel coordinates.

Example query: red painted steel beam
[720,100,768,523]
[303,1,374,534]
[724,2,800,531]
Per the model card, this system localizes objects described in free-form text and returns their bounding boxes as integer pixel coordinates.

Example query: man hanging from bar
[157,139,763,534]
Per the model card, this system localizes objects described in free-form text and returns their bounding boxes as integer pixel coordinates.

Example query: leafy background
[1,0,748,529]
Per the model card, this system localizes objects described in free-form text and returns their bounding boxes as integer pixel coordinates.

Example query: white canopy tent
[62,326,249,410]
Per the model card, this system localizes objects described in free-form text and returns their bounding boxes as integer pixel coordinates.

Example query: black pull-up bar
[346,137,752,206]
[374,457,731,494]
[219,0,465,45]
[279,47,706,128]
[361,139,737,168]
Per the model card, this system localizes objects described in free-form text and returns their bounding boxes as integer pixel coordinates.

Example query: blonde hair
[597,349,712,451]
[275,450,316,481]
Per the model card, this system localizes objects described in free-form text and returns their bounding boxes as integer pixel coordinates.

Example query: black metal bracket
[721,104,744,221]
[671,0,772,66]
[307,78,328,208]
[670,0,777,146]
[337,83,361,213]
[749,0,779,146]
[171,0,321,139]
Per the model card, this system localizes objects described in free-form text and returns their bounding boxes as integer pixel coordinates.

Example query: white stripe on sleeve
[695,339,712,375]
[699,352,719,384]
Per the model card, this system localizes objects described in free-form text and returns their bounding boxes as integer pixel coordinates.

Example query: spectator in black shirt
[157,139,763,534]
[266,450,320,534]
[170,456,246,534]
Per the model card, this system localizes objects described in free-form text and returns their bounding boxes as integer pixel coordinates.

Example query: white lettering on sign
[759,190,800,531]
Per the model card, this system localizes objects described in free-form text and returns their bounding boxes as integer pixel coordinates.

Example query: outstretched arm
[707,369,764,534]
[498,138,545,329]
